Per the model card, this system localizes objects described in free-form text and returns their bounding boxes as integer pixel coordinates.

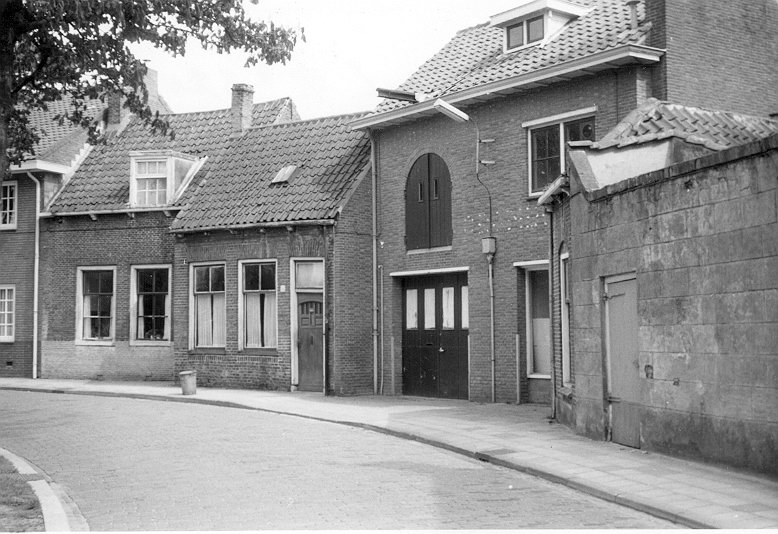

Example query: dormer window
[130,151,200,208]
[491,0,589,53]
[507,15,544,50]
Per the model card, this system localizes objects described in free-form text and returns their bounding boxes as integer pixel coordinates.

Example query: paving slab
[1,377,777,529]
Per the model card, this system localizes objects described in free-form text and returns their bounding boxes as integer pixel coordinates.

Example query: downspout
[371,133,379,395]
[26,172,40,379]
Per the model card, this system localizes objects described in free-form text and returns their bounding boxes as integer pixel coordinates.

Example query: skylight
[272,165,297,184]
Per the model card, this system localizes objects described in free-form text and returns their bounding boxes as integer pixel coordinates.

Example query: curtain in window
[196,293,225,346]
[245,293,277,347]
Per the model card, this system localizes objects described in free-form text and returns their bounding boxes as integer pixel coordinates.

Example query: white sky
[130,0,520,119]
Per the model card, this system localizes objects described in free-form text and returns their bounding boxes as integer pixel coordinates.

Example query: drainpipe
[26,172,41,379]
[371,134,379,395]
[547,203,556,419]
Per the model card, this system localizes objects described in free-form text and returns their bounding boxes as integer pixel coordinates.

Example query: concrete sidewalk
[1,378,776,529]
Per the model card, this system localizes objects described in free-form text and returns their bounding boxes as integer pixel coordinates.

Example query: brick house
[351,0,778,403]
[1,96,109,378]
[540,99,778,473]
[38,84,298,381]
[169,112,373,393]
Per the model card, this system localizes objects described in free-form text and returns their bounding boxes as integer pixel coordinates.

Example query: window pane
[260,264,276,290]
[84,272,101,294]
[566,118,595,143]
[530,270,550,319]
[406,289,418,329]
[296,261,324,289]
[210,266,225,292]
[138,270,154,293]
[442,287,455,329]
[461,286,469,330]
[195,267,209,292]
[154,269,168,292]
[244,264,260,291]
[99,272,113,293]
[507,22,524,49]
[527,16,544,42]
[424,288,435,330]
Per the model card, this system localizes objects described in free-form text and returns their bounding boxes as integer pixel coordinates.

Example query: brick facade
[374,71,645,403]
[551,136,778,473]
[0,176,38,377]
[39,211,176,380]
[645,0,778,117]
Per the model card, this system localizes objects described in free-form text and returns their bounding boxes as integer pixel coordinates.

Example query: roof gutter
[351,44,665,130]
[170,218,336,235]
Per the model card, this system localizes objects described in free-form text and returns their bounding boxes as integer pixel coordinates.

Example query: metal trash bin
[179,370,196,395]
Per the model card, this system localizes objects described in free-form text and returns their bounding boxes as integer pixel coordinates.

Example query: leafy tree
[0,0,300,178]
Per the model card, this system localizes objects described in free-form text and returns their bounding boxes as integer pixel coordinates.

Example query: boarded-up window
[405,153,452,250]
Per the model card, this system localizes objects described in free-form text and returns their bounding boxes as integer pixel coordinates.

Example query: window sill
[528,373,551,380]
[0,226,17,231]
[130,340,173,347]
[407,245,453,255]
[189,347,226,355]
[75,340,115,347]
[0,339,15,343]
[240,348,279,356]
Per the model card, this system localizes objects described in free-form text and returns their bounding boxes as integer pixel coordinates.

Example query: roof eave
[170,218,336,235]
[351,44,665,131]
[11,159,72,174]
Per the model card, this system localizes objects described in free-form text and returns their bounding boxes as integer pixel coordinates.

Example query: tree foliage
[0,0,300,177]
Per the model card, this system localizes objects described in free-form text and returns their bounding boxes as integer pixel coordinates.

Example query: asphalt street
[0,390,676,530]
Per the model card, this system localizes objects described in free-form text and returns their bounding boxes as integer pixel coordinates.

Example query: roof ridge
[156,96,292,120]
[244,110,373,132]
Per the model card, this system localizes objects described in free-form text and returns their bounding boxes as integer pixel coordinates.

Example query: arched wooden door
[297,294,323,391]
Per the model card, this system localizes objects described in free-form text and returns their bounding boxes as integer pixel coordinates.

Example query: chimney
[106,91,124,125]
[231,83,254,133]
[625,0,640,30]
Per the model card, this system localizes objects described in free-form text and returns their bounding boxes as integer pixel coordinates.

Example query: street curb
[0,446,88,532]
[2,385,711,529]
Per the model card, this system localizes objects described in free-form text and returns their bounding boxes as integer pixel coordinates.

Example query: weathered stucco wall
[556,137,778,473]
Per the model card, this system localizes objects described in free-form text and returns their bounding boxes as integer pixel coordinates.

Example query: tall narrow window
[528,269,551,376]
[1,182,17,230]
[405,289,418,330]
[133,267,171,342]
[0,286,14,342]
[81,270,114,341]
[242,262,277,348]
[560,254,571,386]
[424,288,436,330]
[193,264,225,347]
[405,153,452,250]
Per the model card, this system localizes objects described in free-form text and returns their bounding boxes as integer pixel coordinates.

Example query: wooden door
[402,274,468,399]
[297,294,323,391]
[605,277,640,448]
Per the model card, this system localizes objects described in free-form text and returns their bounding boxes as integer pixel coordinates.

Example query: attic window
[130,151,198,208]
[272,165,297,184]
[491,0,589,53]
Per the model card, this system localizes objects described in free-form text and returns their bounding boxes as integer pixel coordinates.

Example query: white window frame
[1,181,18,230]
[238,259,278,350]
[523,107,597,197]
[0,285,15,342]
[130,157,170,208]
[505,14,545,51]
[560,252,571,387]
[75,266,116,346]
[517,260,551,379]
[130,264,172,346]
[189,262,227,349]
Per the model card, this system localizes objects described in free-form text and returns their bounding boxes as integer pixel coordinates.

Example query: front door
[402,273,468,399]
[297,294,323,391]
[605,276,640,448]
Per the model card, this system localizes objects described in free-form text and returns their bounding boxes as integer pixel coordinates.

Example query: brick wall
[646,0,778,117]
[557,136,778,472]
[39,211,176,379]
[330,172,375,395]
[375,72,642,403]
[0,176,37,377]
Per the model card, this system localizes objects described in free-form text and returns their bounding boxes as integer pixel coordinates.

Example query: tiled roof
[49,98,297,213]
[171,112,371,232]
[373,0,651,115]
[590,98,778,150]
[24,96,105,161]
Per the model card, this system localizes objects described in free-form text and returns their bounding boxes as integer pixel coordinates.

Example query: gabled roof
[48,98,297,214]
[170,112,371,233]
[353,0,662,130]
[588,98,778,151]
